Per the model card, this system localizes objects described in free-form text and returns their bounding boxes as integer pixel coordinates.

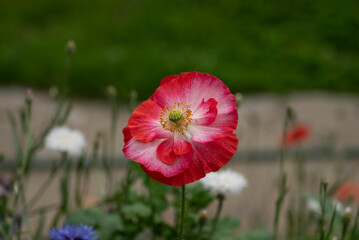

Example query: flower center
[169,109,183,123]
[160,101,192,135]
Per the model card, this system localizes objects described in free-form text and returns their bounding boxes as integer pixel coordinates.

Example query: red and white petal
[123,136,193,178]
[128,99,171,142]
[141,133,238,186]
[186,124,224,143]
[151,72,238,131]
[159,74,179,86]
[192,98,218,126]
[156,135,192,165]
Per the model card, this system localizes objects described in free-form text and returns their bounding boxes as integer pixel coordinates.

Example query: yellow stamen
[159,101,192,135]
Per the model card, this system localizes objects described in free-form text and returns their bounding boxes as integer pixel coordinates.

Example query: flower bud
[48,86,59,99]
[235,93,243,107]
[286,103,294,121]
[66,40,76,55]
[217,193,225,201]
[25,88,33,104]
[198,210,208,226]
[321,177,329,192]
[129,90,138,100]
[106,85,117,97]
[343,207,352,223]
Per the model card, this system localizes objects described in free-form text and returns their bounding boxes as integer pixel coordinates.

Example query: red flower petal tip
[334,181,359,203]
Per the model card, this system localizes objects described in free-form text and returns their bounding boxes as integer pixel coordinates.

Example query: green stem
[178,185,186,240]
[7,98,33,238]
[51,153,70,227]
[273,106,291,240]
[350,207,359,240]
[296,145,306,236]
[319,179,328,240]
[210,194,225,238]
[27,160,65,209]
[198,225,204,238]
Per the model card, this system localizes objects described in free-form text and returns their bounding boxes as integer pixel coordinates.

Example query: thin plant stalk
[63,40,75,92]
[273,105,291,240]
[296,145,306,236]
[319,179,328,240]
[83,135,101,197]
[350,207,359,240]
[104,86,118,196]
[75,156,85,208]
[325,205,337,240]
[51,153,70,227]
[27,160,65,209]
[178,185,186,240]
[210,194,225,239]
[8,95,33,239]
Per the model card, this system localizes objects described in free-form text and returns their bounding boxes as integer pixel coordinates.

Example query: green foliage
[239,229,272,240]
[122,203,152,218]
[67,208,123,239]
[1,0,359,99]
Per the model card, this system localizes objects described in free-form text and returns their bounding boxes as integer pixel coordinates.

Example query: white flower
[45,126,86,157]
[332,199,344,213]
[307,198,344,215]
[200,169,248,196]
[307,199,321,214]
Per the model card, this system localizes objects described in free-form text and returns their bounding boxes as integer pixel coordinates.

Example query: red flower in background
[334,181,359,203]
[122,72,238,186]
[284,124,310,148]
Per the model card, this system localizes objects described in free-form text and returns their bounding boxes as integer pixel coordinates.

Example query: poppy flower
[333,181,359,203]
[284,124,310,148]
[123,72,238,186]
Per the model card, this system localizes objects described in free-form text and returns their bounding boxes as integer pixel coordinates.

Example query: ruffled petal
[128,99,171,142]
[142,133,238,186]
[123,132,192,177]
[157,135,192,164]
[192,98,218,125]
[187,124,224,143]
[159,74,178,86]
[151,72,238,133]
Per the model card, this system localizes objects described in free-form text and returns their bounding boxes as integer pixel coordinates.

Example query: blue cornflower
[48,223,98,240]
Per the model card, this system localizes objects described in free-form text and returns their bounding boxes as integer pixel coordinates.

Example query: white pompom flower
[200,169,248,196]
[45,126,86,157]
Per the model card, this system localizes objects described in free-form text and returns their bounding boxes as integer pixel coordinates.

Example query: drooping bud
[169,109,183,123]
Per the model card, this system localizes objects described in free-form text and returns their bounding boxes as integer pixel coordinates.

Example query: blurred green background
[0,0,358,100]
